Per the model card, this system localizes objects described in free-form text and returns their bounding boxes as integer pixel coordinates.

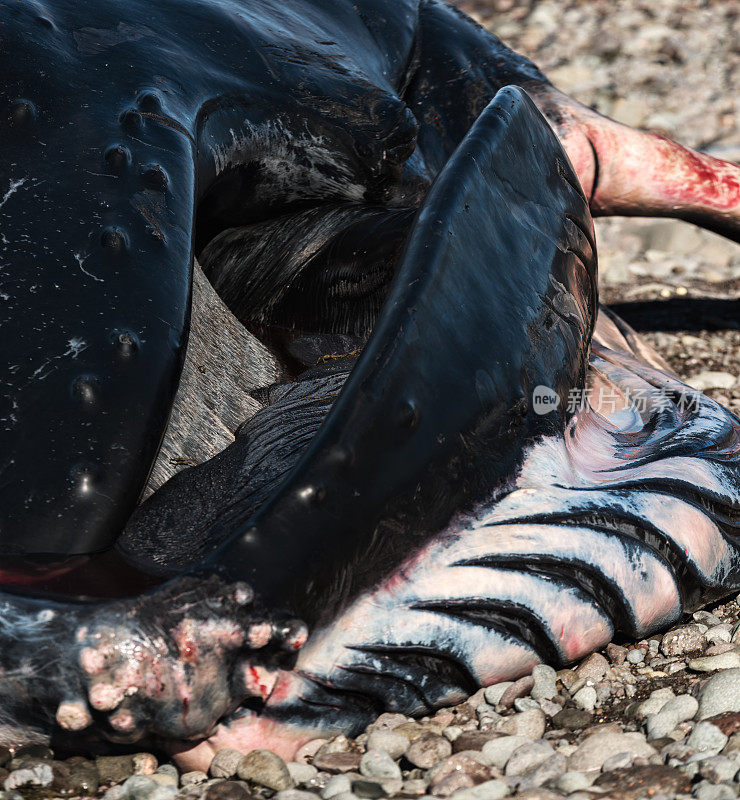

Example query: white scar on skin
[0,178,27,211]
[74,252,103,282]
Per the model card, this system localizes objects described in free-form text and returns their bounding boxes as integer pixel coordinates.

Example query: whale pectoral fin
[213,84,596,618]
[0,84,196,555]
[527,86,740,243]
[403,0,739,242]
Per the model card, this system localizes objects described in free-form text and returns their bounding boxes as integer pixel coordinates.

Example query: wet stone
[606,643,628,665]
[690,651,740,672]
[427,754,491,789]
[205,781,252,800]
[406,734,452,769]
[237,750,294,791]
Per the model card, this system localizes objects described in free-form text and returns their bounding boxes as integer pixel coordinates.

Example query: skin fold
[0,0,738,765]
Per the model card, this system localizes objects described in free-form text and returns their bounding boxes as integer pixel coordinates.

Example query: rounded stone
[210,749,245,780]
[285,762,318,786]
[205,781,251,800]
[646,694,699,740]
[101,226,128,254]
[405,733,451,769]
[573,686,597,712]
[71,375,100,406]
[495,707,546,738]
[95,755,135,784]
[687,721,729,754]
[504,741,554,776]
[568,732,656,772]
[530,664,558,701]
[365,729,409,761]
[483,682,513,707]
[237,750,294,791]
[480,735,531,769]
[136,91,164,113]
[358,750,401,781]
[322,774,352,799]
[698,669,740,720]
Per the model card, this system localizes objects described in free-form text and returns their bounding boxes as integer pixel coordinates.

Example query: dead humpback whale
[0,0,739,765]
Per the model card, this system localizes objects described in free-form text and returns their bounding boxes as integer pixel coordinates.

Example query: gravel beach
[2,1,737,798]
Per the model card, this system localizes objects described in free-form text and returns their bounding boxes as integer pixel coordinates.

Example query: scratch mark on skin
[0,179,27,211]
[30,338,88,381]
[74,252,104,282]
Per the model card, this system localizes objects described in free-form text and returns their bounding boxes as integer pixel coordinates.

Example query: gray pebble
[366,730,409,760]
[447,778,509,800]
[627,649,646,664]
[287,763,319,786]
[530,665,557,702]
[636,688,676,719]
[406,734,452,769]
[600,751,635,771]
[555,771,594,793]
[237,750,294,791]
[181,772,209,786]
[209,749,244,779]
[690,651,740,672]
[698,669,740,720]
[568,732,656,772]
[480,736,531,769]
[646,694,699,740]
[494,708,545,739]
[358,750,401,781]
[322,775,353,799]
[687,722,729,754]
[573,686,597,712]
[693,780,736,800]
[3,764,53,791]
[698,755,738,783]
[275,791,322,800]
[483,683,513,707]
[504,741,554,776]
